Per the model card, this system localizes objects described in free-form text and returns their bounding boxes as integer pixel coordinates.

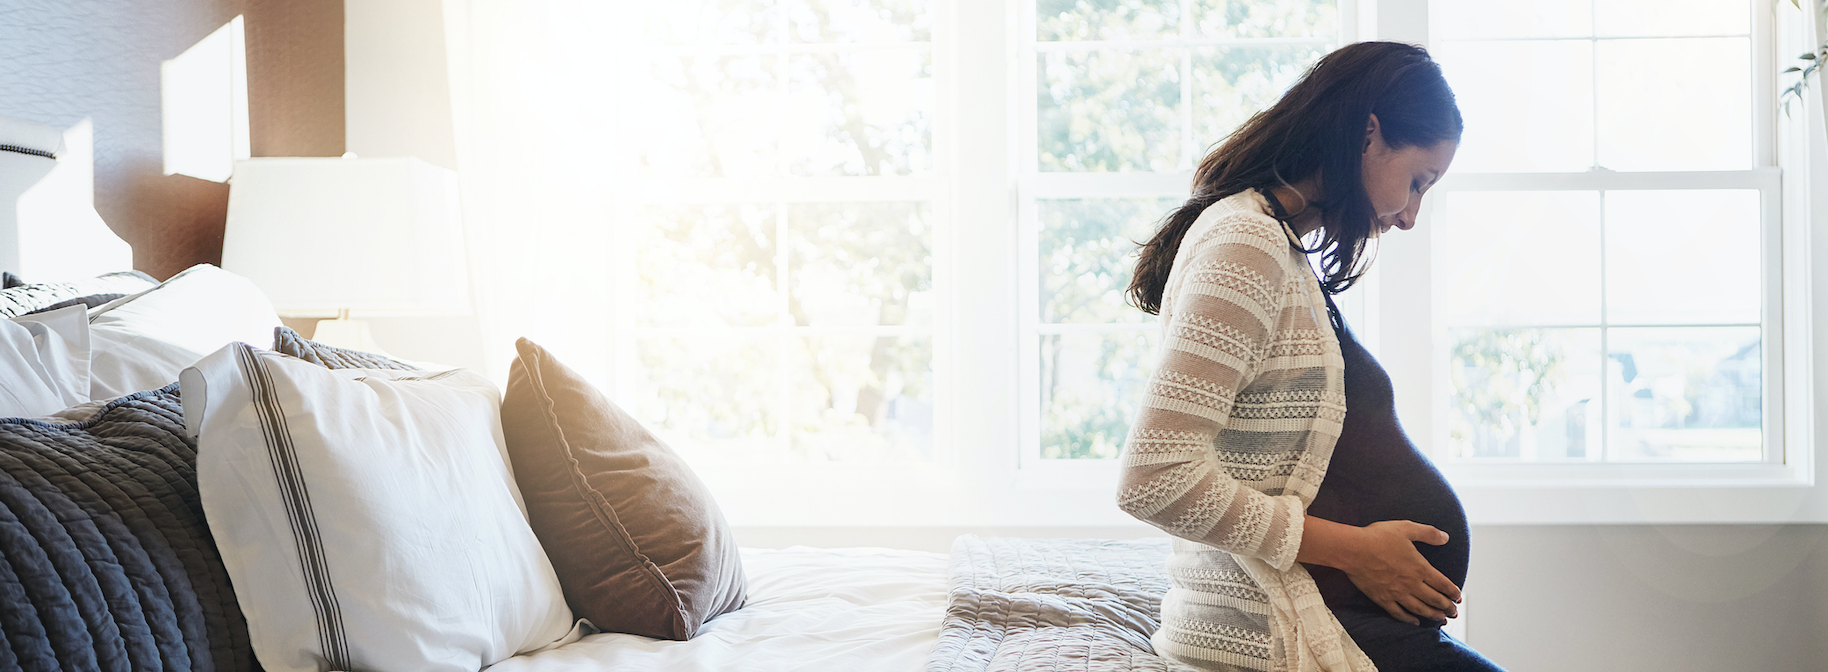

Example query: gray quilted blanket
[0,386,255,671]
[924,536,1201,672]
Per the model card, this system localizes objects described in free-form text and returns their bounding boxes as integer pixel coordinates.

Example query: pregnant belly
[1304,416,1471,611]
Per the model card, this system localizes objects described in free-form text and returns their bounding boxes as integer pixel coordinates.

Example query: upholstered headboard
[0,113,132,282]
[0,114,61,275]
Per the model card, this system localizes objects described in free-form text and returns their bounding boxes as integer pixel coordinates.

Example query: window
[1416,0,1795,476]
[1019,0,1343,462]
[612,0,939,465]
[586,0,1817,525]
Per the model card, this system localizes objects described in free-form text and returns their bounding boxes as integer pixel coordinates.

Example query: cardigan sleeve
[1116,211,1308,573]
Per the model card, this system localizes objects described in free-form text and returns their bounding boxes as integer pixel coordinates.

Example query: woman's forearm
[1296,515,1364,571]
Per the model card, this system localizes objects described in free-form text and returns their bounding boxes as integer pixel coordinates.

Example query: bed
[493,546,949,672]
[0,113,1193,672]
[0,265,1197,672]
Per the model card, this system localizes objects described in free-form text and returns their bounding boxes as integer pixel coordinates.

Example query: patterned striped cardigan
[1118,189,1376,672]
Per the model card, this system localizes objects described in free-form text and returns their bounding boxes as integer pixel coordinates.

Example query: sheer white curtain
[442,0,619,385]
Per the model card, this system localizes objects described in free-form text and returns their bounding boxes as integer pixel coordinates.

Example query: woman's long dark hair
[1127,41,1463,314]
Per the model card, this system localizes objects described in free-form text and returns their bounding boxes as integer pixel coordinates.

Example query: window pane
[1605,190,1760,325]
[1192,45,1325,148]
[788,202,933,327]
[1041,330,1157,459]
[1593,0,1748,37]
[1193,0,1336,39]
[1595,38,1751,171]
[1038,198,1176,324]
[792,0,931,43]
[1037,0,1178,41]
[1433,40,1594,172]
[1431,0,1591,40]
[1444,328,1602,460]
[1433,191,1602,327]
[1606,327,1761,462]
[636,204,779,328]
[635,336,779,461]
[785,50,933,176]
[636,55,781,178]
[642,0,785,46]
[790,335,933,460]
[1038,49,1182,172]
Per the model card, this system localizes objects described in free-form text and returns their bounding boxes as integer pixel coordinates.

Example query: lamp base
[311,317,391,357]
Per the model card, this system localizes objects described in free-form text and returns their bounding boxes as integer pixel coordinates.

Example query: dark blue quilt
[0,385,255,672]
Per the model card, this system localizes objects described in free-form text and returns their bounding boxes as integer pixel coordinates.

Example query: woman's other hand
[1343,520,1461,625]
[1298,516,1461,626]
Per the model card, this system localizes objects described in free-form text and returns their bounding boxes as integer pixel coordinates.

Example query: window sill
[1438,461,1812,489]
[1003,458,1828,525]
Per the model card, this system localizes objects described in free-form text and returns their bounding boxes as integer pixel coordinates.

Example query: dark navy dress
[1302,297,1507,672]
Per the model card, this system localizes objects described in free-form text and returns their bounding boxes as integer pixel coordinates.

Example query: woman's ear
[1365,113,1381,153]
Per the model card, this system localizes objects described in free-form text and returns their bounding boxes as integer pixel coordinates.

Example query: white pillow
[181,343,575,672]
[0,304,90,416]
[89,264,281,398]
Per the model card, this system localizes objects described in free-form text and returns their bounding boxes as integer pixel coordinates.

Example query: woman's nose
[1392,199,1422,230]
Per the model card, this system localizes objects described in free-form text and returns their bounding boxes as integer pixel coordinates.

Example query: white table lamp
[223,156,469,355]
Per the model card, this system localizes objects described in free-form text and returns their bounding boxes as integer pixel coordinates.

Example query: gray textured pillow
[0,271,156,318]
[271,326,420,370]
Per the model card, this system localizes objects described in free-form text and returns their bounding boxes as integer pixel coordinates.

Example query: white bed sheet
[489,546,949,672]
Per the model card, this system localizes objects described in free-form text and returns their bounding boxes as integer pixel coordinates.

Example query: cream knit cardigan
[1118,190,1375,672]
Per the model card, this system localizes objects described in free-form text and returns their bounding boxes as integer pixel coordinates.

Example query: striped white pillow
[182,343,577,672]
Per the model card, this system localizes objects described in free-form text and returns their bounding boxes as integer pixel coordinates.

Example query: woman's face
[1361,118,1457,234]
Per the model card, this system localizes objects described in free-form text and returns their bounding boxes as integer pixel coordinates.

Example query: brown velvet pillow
[501,337,746,640]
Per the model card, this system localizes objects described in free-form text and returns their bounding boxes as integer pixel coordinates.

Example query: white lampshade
[223,156,470,316]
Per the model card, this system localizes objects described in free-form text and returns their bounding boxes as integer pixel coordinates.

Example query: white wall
[344,0,455,170]
[1467,525,1828,671]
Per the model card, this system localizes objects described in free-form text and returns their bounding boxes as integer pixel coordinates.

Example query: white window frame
[1000,0,1828,525]
[1363,0,1822,524]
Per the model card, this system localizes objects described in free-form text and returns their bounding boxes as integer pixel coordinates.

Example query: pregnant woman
[1116,41,1505,671]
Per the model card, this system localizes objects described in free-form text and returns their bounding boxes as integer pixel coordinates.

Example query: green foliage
[1039,50,1183,172]
[1447,329,1566,456]
[1203,0,1333,38]
[1030,0,1332,457]
[1040,332,1157,459]
[638,337,779,449]
[1780,47,1826,115]
[1780,1,1828,115]
[629,1,938,461]
[637,204,778,329]
[1036,199,1170,459]
[1034,1,1330,173]
[1038,198,1175,324]
[1037,0,1179,41]
[789,203,932,327]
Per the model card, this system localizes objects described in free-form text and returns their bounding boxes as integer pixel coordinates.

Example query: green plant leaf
[1787,66,1804,73]
[1803,52,1818,60]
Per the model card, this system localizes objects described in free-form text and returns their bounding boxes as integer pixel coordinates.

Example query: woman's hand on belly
[1299,517,1461,625]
